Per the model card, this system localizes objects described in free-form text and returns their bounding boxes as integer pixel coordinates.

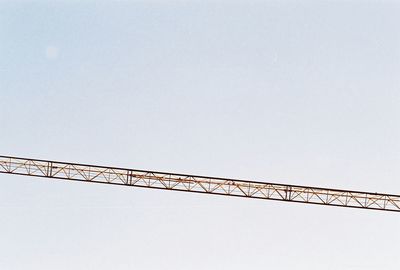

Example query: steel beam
[0,155,399,212]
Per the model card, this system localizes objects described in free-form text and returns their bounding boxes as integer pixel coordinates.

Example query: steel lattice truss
[0,155,399,212]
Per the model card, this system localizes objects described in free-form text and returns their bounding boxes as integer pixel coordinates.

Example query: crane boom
[0,155,399,212]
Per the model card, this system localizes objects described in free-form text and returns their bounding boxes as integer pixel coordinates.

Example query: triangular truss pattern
[0,155,399,212]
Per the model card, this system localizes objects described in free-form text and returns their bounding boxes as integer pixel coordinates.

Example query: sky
[1,1,400,269]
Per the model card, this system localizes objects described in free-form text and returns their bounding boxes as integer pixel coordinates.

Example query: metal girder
[0,155,399,212]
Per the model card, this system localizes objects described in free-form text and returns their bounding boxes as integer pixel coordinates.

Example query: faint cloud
[45,46,59,60]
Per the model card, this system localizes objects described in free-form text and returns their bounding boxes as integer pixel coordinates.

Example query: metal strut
[0,155,399,212]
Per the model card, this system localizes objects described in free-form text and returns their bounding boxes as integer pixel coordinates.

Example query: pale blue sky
[1,1,400,269]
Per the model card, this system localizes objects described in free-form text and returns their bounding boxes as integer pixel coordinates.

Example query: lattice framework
[0,155,399,212]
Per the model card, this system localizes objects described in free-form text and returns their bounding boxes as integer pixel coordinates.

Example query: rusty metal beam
[0,155,399,212]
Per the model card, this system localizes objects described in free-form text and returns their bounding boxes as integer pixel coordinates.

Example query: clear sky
[1,1,400,269]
